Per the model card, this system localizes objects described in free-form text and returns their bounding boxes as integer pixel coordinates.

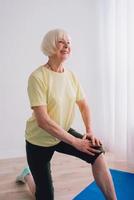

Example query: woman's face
[55,38,71,61]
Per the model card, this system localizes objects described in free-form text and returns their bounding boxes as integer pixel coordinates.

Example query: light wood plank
[0,153,133,200]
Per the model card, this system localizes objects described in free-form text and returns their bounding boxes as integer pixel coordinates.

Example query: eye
[58,40,71,46]
[58,40,64,44]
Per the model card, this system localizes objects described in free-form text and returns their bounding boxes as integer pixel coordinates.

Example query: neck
[47,57,64,72]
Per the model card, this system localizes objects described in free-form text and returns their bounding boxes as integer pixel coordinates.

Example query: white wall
[0,0,102,158]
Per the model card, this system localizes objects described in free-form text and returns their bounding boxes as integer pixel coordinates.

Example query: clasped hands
[83,132,102,147]
[73,131,103,156]
[81,132,103,156]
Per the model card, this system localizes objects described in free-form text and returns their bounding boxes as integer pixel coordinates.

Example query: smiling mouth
[61,51,69,54]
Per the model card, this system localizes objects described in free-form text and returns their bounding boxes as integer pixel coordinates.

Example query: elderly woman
[23,29,117,200]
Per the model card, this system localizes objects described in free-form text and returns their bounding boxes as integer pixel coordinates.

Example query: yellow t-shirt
[25,65,85,147]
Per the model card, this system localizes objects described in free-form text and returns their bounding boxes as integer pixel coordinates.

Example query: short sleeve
[27,75,47,108]
[76,80,85,101]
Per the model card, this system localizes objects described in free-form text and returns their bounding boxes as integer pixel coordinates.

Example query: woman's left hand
[83,132,102,147]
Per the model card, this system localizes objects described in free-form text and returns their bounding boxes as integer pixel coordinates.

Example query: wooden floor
[0,152,133,200]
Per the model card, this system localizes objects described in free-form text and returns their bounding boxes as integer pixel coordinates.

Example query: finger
[99,140,102,145]
[85,135,90,141]
[95,139,101,146]
[82,134,86,140]
[85,149,95,156]
[89,148,102,154]
[87,140,96,147]
[91,138,95,146]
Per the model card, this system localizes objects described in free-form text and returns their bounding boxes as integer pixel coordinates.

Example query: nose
[64,42,68,48]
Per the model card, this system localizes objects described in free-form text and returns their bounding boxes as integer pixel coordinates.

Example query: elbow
[79,104,86,113]
[37,118,49,130]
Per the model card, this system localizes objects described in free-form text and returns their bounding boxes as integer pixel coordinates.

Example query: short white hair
[41,29,71,56]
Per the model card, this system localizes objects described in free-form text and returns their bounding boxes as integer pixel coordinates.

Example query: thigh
[26,141,55,200]
[55,128,104,165]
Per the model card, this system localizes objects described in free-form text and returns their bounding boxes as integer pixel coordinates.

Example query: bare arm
[32,105,101,155]
[76,98,92,133]
[76,98,102,146]
[33,105,76,145]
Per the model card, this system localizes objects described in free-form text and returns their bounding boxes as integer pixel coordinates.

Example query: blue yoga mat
[73,169,134,200]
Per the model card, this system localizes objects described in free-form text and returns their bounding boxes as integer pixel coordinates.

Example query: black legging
[26,128,104,200]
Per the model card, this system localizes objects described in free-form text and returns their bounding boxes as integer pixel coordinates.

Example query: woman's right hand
[73,138,101,156]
